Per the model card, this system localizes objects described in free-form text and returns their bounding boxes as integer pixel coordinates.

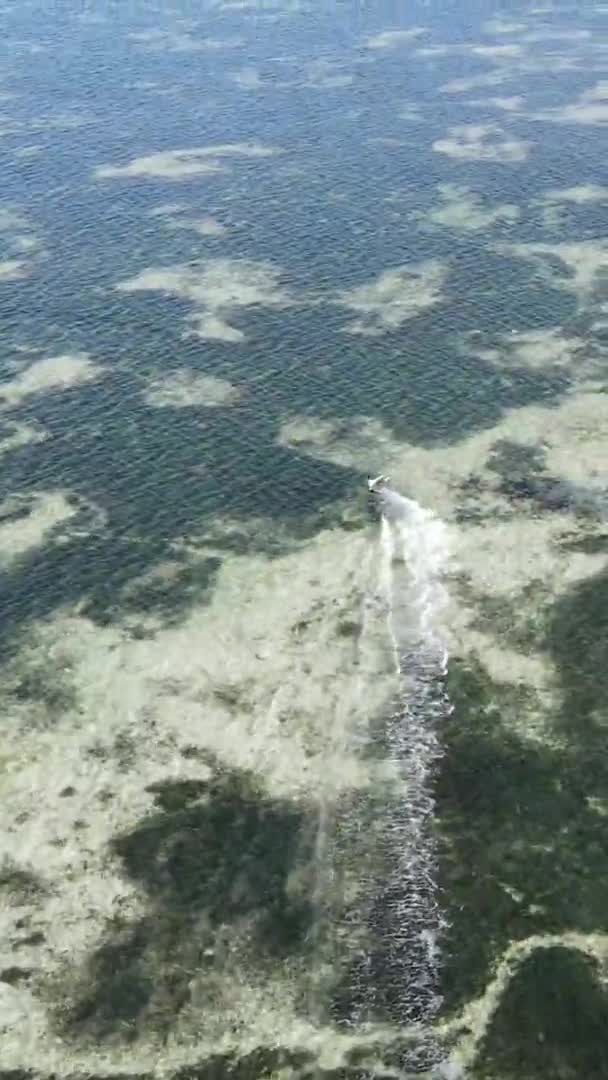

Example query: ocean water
[0,1,607,1077]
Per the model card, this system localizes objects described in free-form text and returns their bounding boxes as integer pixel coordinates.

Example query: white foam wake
[378,488,449,668]
[363,488,452,1071]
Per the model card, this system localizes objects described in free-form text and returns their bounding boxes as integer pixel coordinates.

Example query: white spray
[358,485,452,1071]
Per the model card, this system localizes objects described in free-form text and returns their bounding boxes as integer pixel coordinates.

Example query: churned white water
[353,488,452,1072]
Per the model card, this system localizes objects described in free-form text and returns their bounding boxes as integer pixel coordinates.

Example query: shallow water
[0,1,607,1077]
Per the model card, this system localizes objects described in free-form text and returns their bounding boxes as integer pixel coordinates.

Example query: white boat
[367,474,390,494]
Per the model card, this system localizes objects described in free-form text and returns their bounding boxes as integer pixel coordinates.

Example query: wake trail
[350,487,452,1073]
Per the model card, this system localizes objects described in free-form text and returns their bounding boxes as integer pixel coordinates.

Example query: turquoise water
[0,1,607,1077]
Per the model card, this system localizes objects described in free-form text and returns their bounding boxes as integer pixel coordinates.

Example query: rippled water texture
[0,1,607,1077]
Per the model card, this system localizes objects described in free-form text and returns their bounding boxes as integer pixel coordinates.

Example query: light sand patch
[200,35,244,48]
[415,44,452,58]
[129,29,242,51]
[0,117,22,138]
[0,491,76,568]
[5,38,46,55]
[498,239,608,305]
[468,95,524,111]
[0,523,396,806]
[0,353,102,408]
[439,931,608,1077]
[335,259,447,335]
[415,184,520,232]
[454,513,607,605]
[471,43,524,60]
[0,451,411,1072]
[435,38,586,94]
[152,204,228,237]
[304,59,353,88]
[523,28,592,42]
[232,66,265,89]
[28,111,94,134]
[433,123,531,163]
[233,58,354,92]
[0,420,47,458]
[94,143,281,181]
[539,183,608,205]
[125,79,184,98]
[10,235,41,254]
[534,184,608,227]
[366,28,426,49]
[142,371,241,408]
[417,42,523,62]
[540,393,608,494]
[440,71,508,94]
[457,632,555,698]
[280,390,608,527]
[118,258,293,342]
[590,305,608,339]
[534,80,608,125]
[483,18,528,33]
[12,145,43,159]
[0,208,28,232]
[148,202,191,217]
[278,387,608,716]
[278,414,394,469]
[187,212,225,234]
[187,216,228,237]
[193,314,246,341]
[463,327,587,372]
[220,0,307,12]
[0,259,28,281]
[0,203,44,275]
[399,102,423,122]
[520,51,583,75]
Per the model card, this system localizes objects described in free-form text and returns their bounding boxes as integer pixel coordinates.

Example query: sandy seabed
[0,377,607,1078]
